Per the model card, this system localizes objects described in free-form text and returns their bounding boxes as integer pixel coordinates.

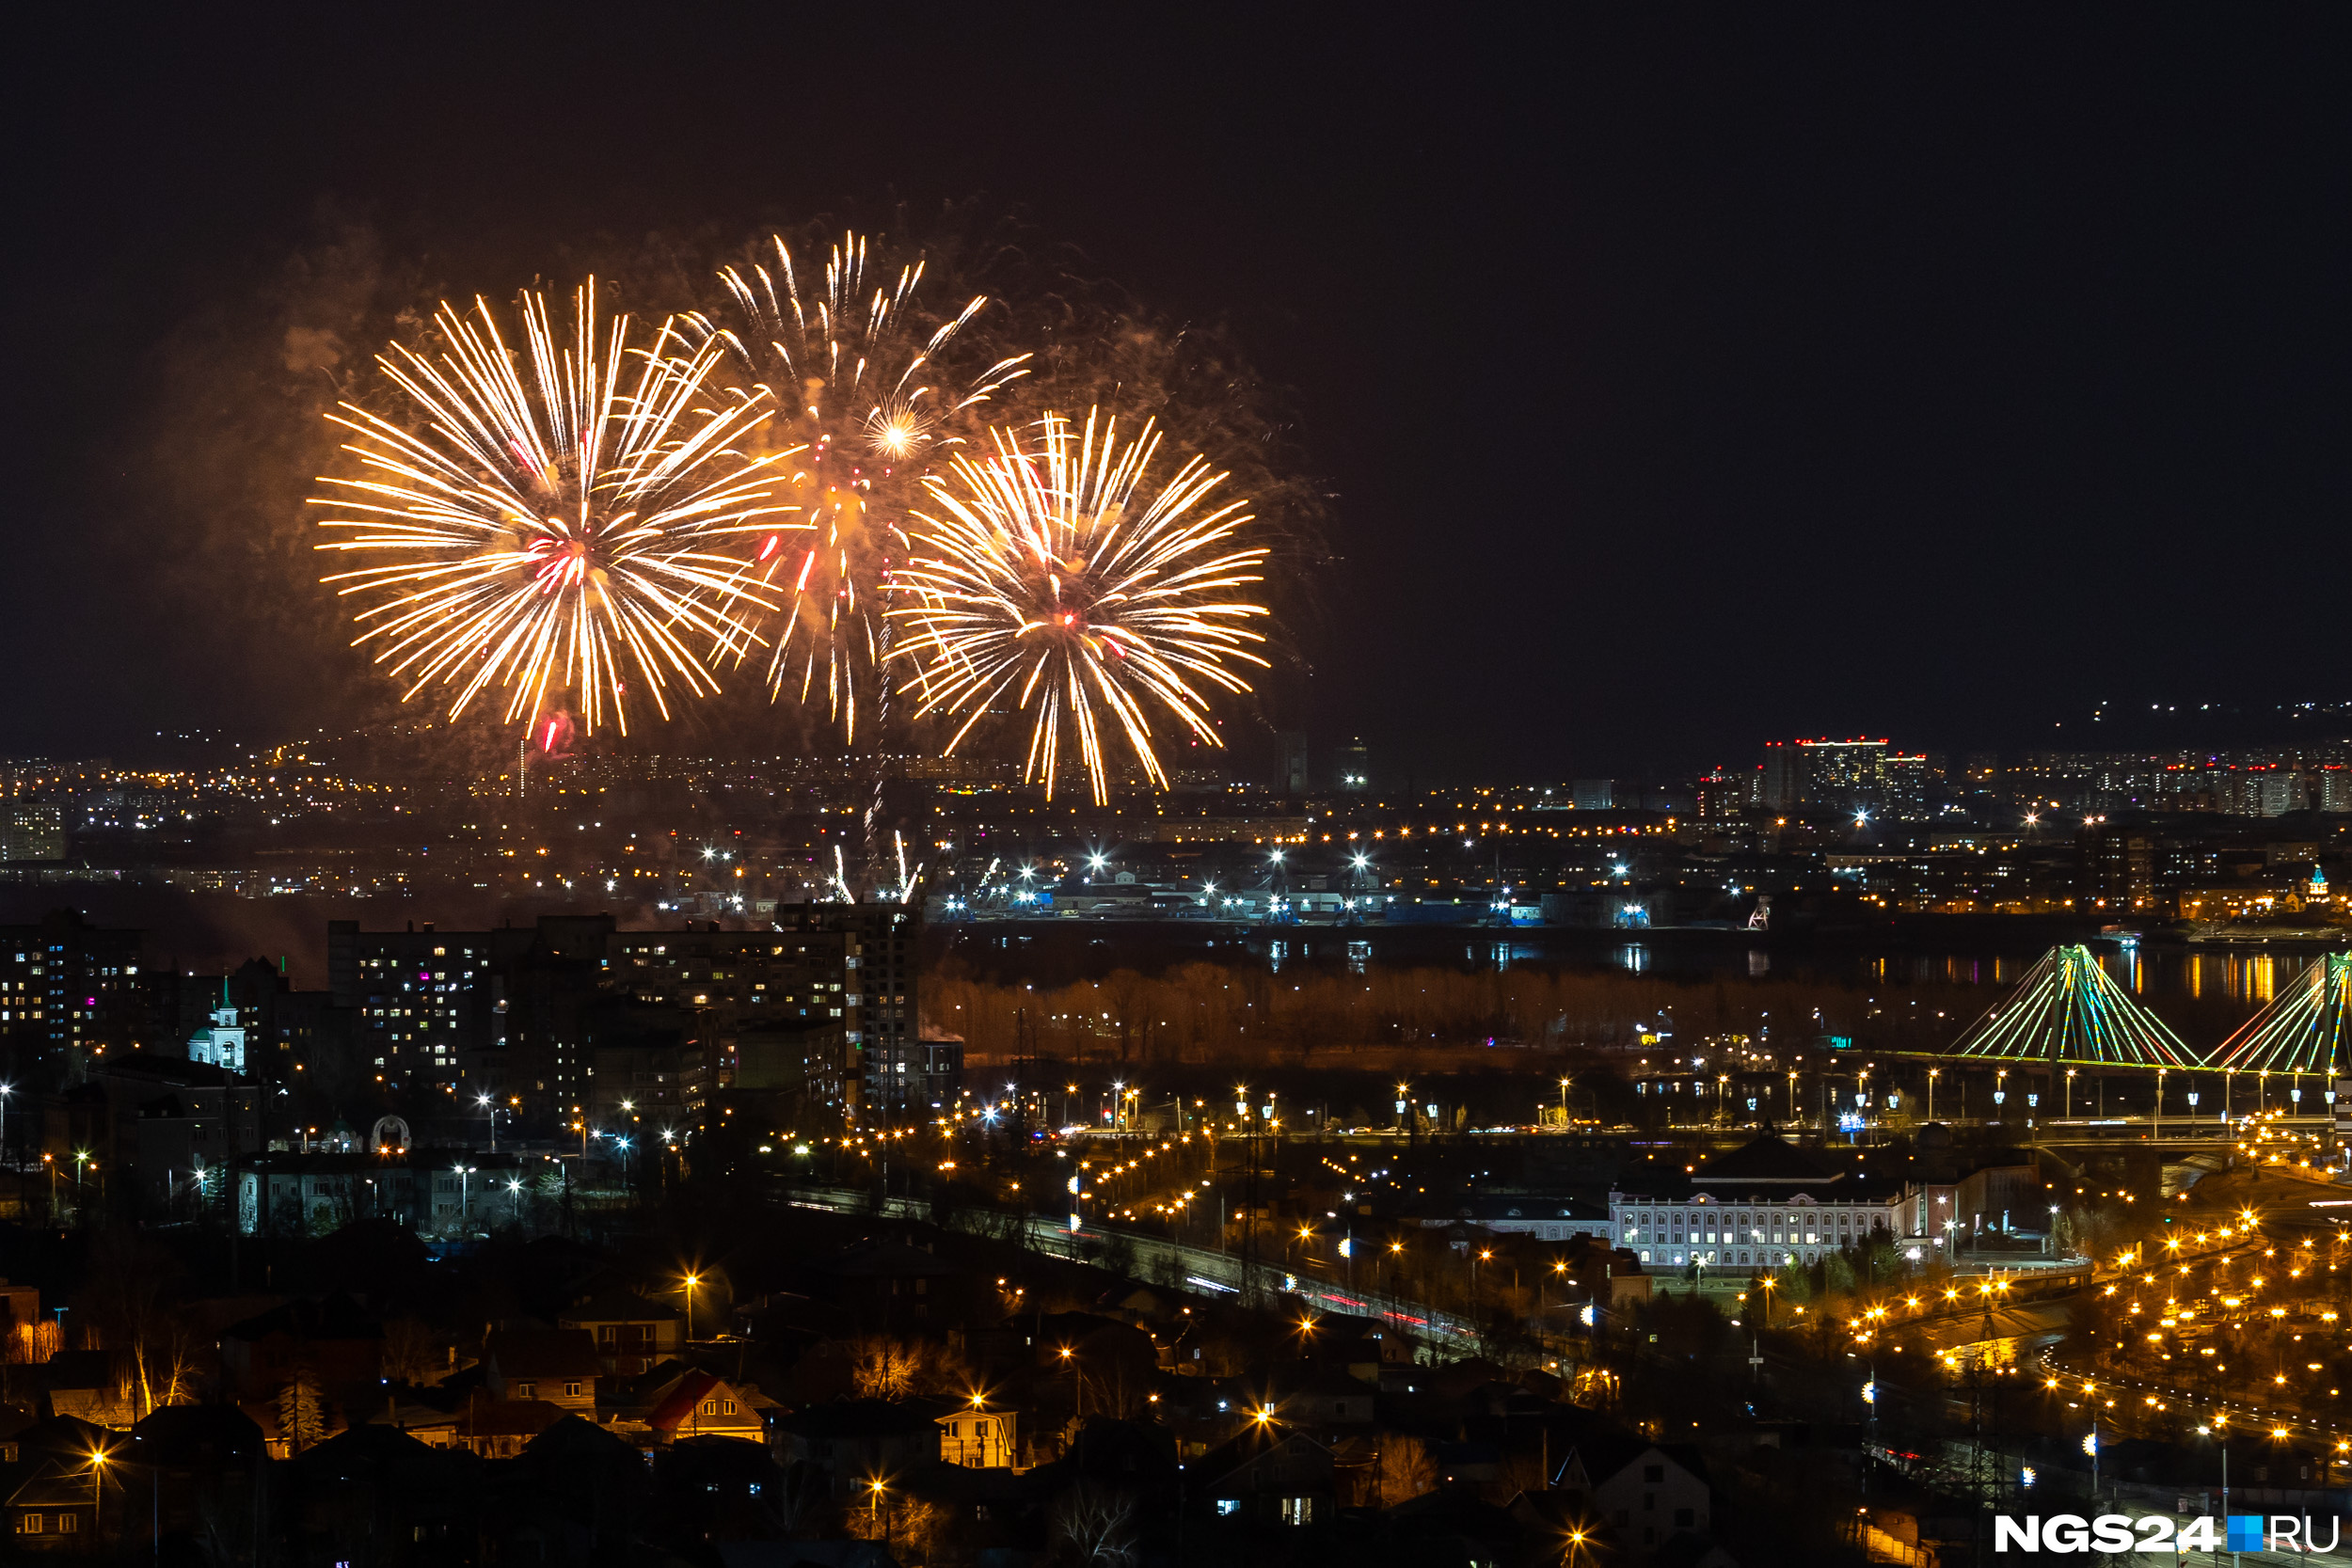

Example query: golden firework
[311,281,796,736]
[890,410,1268,803]
[683,231,1029,741]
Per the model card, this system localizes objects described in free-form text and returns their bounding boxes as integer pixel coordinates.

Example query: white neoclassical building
[1609,1132,1908,1273]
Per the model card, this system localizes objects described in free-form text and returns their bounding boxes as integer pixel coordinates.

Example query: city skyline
[5,16,2352,1562]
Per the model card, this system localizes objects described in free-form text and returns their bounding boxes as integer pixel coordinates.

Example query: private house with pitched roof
[645,1370,768,1444]
[484,1328,600,1414]
[453,1397,569,1458]
[1551,1433,1712,1560]
[771,1400,942,1495]
[1195,1424,1332,1526]
[557,1292,683,1377]
[935,1396,1018,1468]
[5,1459,97,1549]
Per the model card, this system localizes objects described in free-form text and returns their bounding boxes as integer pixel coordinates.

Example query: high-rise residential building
[2082,826,2154,911]
[1760,738,1891,810]
[0,910,148,1083]
[768,904,926,1115]
[1884,752,1931,820]
[1279,732,1311,796]
[609,921,857,1117]
[1802,739,1891,811]
[1693,768,1746,821]
[0,805,65,862]
[2259,770,2311,816]
[2323,767,2352,814]
[327,919,540,1097]
[1329,737,1370,793]
[1760,742,1804,807]
[325,906,931,1123]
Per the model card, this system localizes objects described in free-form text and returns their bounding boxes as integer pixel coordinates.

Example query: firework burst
[682,230,1030,741]
[890,410,1269,803]
[312,281,797,736]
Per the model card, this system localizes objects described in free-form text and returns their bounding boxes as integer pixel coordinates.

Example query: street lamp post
[1928,1069,1938,1123]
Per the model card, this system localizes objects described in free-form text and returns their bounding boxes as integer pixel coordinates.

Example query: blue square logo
[2228,1516,2265,1552]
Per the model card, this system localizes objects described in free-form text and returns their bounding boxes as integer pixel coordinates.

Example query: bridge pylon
[2211,952,2351,1076]
[1944,943,2203,1069]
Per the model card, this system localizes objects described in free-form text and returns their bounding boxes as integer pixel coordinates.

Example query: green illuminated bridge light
[1944,943,2204,1069]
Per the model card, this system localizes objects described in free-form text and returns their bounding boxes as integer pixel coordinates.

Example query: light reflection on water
[1200,927,2333,1002]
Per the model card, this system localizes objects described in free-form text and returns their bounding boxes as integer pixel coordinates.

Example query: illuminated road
[771,1180,1488,1349]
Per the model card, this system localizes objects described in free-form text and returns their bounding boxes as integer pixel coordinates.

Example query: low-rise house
[363,1398,460,1449]
[1232,1362,1376,1431]
[1299,1312,1407,1377]
[935,1396,1018,1467]
[5,1456,98,1550]
[218,1293,383,1398]
[0,1280,40,1340]
[646,1371,768,1445]
[30,1352,135,1429]
[1196,1424,1332,1526]
[811,1238,961,1328]
[558,1291,683,1377]
[0,1405,37,1465]
[453,1398,568,1459]
[771,1400,942,1496]
[282,1422,483,1561]
[127,1405,268,1558]
[484,1328,599,1414]
[1382,1489,1525,1564]
[1556,1434,1711,1560]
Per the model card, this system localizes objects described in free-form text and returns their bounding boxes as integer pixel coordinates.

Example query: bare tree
[849,1334,973,1401]
[1049,1481,1139,1568]
[74,1228,189,1418]
[1376,1433,1437,1502]
[381,1316,438,1384]
[850,1337,922,1400]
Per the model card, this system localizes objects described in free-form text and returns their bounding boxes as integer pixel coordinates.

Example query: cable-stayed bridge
[1941,943,2204,1069]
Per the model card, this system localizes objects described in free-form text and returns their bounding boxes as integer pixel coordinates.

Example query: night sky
[8,8,2349,780]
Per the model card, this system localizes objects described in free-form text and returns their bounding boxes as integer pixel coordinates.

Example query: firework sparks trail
[311,281,801,736]
[888,409,1270,804]
[681,231,1031,744]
